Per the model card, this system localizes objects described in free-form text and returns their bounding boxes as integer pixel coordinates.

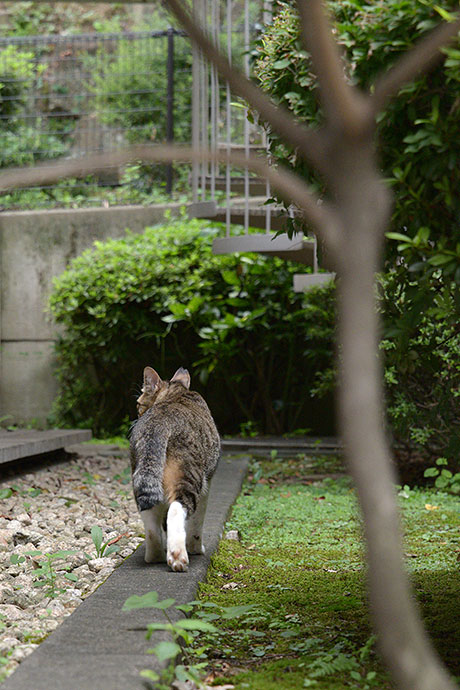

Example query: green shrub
[48,217,336,436]
[379,268,460,464]
[0,44,45,124]
[0,125,68,167]
[254,0,460,463]
[254,0,460,278]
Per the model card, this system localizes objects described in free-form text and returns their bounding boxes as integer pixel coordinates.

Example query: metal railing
[190,0,276,235]
[0,29,191,207]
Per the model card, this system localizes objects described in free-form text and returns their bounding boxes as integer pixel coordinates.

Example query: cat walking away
[130,366,220,572]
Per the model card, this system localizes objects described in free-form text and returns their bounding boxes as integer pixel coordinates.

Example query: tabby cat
[130,366,220,572]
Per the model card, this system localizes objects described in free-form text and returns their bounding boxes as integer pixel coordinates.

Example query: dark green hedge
[49,217,336,436]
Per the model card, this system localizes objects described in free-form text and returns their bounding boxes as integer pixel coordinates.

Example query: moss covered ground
[195,453,460,689]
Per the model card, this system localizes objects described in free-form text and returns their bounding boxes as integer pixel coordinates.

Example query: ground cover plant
[174,453,460,689]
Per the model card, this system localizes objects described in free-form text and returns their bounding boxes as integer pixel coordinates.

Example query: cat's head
[136,366,191,416]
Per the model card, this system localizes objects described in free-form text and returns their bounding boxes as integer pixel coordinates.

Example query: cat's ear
[171,367,190,389]
[143,366,161,393]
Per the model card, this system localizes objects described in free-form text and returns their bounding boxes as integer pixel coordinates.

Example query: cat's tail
[130,419,168,511]
[132,469,164,511]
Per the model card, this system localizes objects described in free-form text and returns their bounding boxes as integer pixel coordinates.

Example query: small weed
[424,457,460,493]
[88,525,120,558]
[10,550,78,598]
[123,591,219,688]
[32,550,78,597]
[113,466,131,485]
[0,485,42,500]
[239,421,259,438]
[81,471,97,486]
[22,629,48,644]
[397,484,414,499]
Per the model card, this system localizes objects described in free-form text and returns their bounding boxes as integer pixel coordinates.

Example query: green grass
[87,436,129,448]
[195,455,460,689]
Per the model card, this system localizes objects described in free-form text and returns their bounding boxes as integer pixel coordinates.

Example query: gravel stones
[0,449,141,682]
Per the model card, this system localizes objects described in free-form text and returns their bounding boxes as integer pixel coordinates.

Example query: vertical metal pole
[201,0,209,200]
[243,0,250,234]
[263,1,273,235]
[225,0,232,237]
[191,3,200,203]
[166,27,175,195]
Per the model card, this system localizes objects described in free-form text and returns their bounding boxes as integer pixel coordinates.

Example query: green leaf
[435,476,449,489]
[253,647,266,657]
[150,597,176,610]
[146,622,173,636]
[122,591,159,611]
[91,526,103,554]
[435,5,456,21]
[0,488,12,499]
[221,270,240,286]
[139,669,160,681]
[148,640,181,662]
[385,232,413,243]
[273,58,291,69]
[64,572,78,582]
[428,254,453,266]
[220,604,254,619]
[169,302,187,316]
[436,457,448,466]
[174,618,218,633]
[416,226,430,243]
[423,468,439,478]
[103,544,119,557]
[50,550,76,560]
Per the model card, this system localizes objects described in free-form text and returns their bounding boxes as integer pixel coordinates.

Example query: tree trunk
[334,149,457,690]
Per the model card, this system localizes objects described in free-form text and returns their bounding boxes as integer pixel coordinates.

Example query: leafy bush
[0,44,45,124]
[254,1,460,464]
[0,125,67,167]
[379,267,460,464]
[254,0,460,278]
[48,217,335,436]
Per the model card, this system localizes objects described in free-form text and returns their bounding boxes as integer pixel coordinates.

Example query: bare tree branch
[371,13,460,114]
[296,0,371,135]
[165,0,328,173]
[0,144,340,252]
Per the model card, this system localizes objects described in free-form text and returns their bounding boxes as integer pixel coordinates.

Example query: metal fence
[0,29,192,208]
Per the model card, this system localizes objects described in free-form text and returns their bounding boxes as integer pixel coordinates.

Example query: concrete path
[2,454,249,690]
[0,429,92,465]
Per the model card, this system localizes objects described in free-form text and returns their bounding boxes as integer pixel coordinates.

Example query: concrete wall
[0,204,180,425]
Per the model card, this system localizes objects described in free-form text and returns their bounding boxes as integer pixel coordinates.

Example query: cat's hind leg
[166,501,189,572]
[186,492,208,555]
[141,505,166,563]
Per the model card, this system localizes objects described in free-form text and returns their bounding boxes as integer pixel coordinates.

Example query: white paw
[167,547,189,572]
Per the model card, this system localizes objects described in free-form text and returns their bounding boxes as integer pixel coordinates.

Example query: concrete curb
[2,454,249,690]
[0,429,92,465]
